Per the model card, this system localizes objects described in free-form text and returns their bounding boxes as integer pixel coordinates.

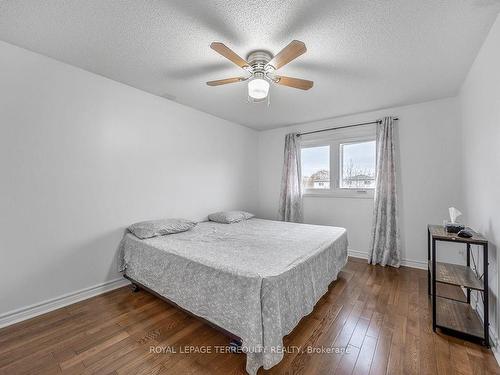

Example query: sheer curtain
[278,133,303,223]
[369,117,401,267]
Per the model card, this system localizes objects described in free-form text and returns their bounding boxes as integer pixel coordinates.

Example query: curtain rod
[296,117,399,137]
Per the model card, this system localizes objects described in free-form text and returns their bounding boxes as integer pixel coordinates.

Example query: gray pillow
[128,218,196,239]
[208,211,255,224]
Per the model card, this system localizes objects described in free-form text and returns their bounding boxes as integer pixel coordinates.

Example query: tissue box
[445,222,465,233]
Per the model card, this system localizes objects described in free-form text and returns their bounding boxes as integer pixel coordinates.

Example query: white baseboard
[348,249,427,270]
[0,277,130,329]
[400,258,427,270]
[347,249,369,260]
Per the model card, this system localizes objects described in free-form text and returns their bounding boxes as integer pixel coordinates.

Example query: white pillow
[128,218,196,239]
[208,211,254,224]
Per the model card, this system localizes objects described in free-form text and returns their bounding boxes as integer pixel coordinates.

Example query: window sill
[303,190,374,199]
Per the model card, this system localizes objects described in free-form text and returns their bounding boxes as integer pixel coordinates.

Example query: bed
[119,218,348,375]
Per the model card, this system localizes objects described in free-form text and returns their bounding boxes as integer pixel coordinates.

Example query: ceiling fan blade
[210,42,249,69]
[267,40,307,70]
[206,77,246,86]
[274,75,314,90]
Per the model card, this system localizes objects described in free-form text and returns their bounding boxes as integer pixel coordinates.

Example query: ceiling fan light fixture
[248,77,269,100]
[207,41,312,103]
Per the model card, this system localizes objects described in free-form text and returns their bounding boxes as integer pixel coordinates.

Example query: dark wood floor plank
[349,317,371,349]
[434,333,453,375]
[449,337,473,375]
[368,329,392,375]
[0,259,498,375]
[335,344,360,375]
[352,335,377,375]
[366,311,384,339]
[403,332,420,375]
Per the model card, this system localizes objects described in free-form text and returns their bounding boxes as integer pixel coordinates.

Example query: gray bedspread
[119,218,348,374]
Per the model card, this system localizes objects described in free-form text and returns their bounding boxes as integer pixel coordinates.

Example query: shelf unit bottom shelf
[435,296,484,339]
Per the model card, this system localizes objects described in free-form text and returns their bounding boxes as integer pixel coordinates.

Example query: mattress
[119,218,348,374]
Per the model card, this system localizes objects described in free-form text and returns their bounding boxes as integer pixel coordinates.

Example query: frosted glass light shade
[248,78,270,100]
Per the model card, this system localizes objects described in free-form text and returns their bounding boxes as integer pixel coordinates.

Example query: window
[301,146,330,189]
[340,140,376,189]
[300,127,376,198]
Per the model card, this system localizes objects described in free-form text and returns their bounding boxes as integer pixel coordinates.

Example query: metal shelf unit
[427,224,489,347]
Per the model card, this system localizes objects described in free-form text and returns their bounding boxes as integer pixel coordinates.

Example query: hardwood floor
[1,257,499,375]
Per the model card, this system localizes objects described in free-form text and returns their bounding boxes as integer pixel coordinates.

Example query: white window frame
[300,126,376,199]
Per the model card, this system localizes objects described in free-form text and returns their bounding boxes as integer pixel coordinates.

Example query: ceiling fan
[206,40,313,103]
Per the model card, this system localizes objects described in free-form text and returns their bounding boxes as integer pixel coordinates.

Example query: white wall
[2,17,497,336]
[459,14,500,351]
[258,97,463,267]
[0,41,258,318]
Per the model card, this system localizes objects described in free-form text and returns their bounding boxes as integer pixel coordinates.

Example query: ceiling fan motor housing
[246,50,274,76]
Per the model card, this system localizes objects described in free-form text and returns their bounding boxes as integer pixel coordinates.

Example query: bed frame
[123,274,242,347]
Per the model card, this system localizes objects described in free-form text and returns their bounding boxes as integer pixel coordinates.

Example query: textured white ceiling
[1,1,499,130]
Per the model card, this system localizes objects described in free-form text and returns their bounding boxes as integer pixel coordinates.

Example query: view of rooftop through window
[301,146,330,189]
[340,140,376,189]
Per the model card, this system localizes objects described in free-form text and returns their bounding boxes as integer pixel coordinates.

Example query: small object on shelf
[445,222,465,233]
[458,228,473,238]
[445,207,465,233]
